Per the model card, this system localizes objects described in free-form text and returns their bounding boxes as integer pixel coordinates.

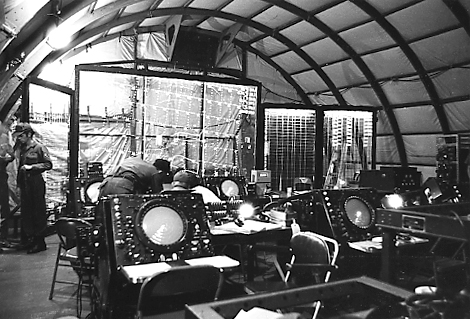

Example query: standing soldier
[13,123,53,254]
[0,116,16,250]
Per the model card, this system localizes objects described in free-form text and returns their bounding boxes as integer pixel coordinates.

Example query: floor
[0,232,392,319]
[0,225,437,319]
[0,234,92,319]
[0,233,253,319]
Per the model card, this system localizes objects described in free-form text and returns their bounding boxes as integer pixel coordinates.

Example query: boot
[27,237,47,254]
[15,236,35,251]
[0,238,14,249]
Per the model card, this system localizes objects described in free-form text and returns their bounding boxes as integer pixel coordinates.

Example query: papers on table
[348,235,429,253]
[121,255,240,283]
[211,219,283,235]
[122,262,172,283]
[234,307,301,319]
[185,255,240,268]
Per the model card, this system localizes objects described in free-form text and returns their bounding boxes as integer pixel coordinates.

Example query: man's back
[100,157,166,195]
[114,157,156,179]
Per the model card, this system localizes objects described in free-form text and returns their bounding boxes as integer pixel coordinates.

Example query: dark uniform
[99,157,171,197]
[15,124,52,253]
[0,135,15,241]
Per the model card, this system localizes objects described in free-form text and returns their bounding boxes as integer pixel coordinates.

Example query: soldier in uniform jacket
[13,123,52,254]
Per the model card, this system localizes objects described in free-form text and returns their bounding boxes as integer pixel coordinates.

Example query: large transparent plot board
[77,69,258,177]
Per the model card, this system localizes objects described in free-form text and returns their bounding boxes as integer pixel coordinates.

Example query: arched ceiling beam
[0,0,96,87]
[30,7,348,107]
[0,84,21,120]
[233,39,315,109]
[290,23,461,77]
[163,0,236,30]
[442,0,470,38]
[350,0,450,133]
[124,0,169,39]
[264,0,425,60]
[0,0,159,95]
[29,31,314,111]
[47,30,316,111]
[260,0,407,165]
[0,0,153,115]
[313,57,470,97]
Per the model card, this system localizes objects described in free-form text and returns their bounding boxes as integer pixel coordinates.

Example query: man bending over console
[99,157,172,197]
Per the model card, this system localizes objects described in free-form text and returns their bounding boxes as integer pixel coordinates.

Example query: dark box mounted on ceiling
[170,29,219,68]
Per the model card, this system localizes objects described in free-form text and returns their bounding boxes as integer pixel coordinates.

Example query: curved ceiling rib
[268,0,425,64]
[43,0,163,63]
[190,7,347,106]
[0,1,95,88]
[234,40,315,109]
[123,0,169,39]
[0,84,22,119]
[26,7,348,107]
[0,0,152,111]
[260,0,407,165]
[30,34,315,110]
[350,0,450,134]
[443,0,470,38]
[195,0,270,30]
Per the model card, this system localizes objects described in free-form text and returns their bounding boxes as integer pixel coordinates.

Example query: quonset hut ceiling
[1,0,470,169]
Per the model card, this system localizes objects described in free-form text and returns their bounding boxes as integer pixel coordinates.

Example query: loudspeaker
[97,193,213,267]
[314,188,380,242]
[170,29,219,68]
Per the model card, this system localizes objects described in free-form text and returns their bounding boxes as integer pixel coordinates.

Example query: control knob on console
[115,239,125,248]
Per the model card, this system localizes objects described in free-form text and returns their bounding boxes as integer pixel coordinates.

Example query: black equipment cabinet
[313,188,381,243]
[92,192,214,319]
[376,202,470,284]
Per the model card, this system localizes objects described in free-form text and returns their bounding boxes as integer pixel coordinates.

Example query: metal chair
[48,217,94,301]
[136,264,224,318]
[245,231,339,319]
[286,231,339,285]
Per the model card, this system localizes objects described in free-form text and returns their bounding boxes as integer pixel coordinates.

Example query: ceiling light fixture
[46,27,71,50]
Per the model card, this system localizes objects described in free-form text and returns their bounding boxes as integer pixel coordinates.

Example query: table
[185,276,413,319]
[348,235,428,254]
[211,219,292,281]
[121,255,240,284]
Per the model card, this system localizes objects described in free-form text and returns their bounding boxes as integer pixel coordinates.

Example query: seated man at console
[99,157,172,197]
[171,169,222,203]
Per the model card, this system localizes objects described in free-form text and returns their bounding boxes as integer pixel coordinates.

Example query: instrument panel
[98,193,214,267]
